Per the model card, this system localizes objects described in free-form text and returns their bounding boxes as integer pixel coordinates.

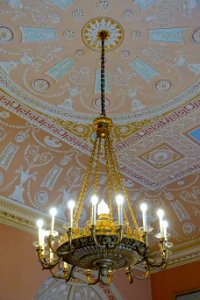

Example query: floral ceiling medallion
[82,17,124,51]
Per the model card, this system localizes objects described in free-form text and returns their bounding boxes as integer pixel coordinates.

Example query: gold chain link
[105,136,113,220]
[89,136,102,222]
[93,136,101,195]
[74,138,98,226]
[107,134,129,224]
[107,135,139,232]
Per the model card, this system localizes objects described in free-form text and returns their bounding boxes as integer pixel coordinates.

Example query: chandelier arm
[49,265,75,282]
[74,137,98,226]
[91,224,124,249]
[127,266,150,282]
[144,248,168,269]
[135,242,149,257]
[112,225,123,248]
[108,135,139,232]
[91,225,106,249]
[144,258,167,269]
[47,235,57,254]
[67,228,74,252]
[36,247,60,270]
[135,241,167,269]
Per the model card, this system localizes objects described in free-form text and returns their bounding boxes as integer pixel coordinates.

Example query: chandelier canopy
[35,19,173,285]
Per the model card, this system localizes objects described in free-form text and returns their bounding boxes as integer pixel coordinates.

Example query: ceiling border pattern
[115,97,200,151]
[0,94,92,154]
[0,67,200,123]
[0,92,200,189]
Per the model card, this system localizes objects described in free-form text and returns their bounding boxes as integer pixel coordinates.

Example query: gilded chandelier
[35,29,173,285]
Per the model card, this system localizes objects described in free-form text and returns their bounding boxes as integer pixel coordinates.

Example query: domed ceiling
[0,0,200,268]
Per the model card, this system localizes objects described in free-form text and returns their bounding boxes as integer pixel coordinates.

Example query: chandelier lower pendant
[35,23,173,286]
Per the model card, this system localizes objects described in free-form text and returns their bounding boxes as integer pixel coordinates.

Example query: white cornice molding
[0,195,64,234]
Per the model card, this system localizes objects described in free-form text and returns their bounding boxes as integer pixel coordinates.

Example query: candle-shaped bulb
[68,200,75,210]
[157,209,164,219]
[49,207,57,217]
[49,207,57,235]
[91,194,98,206]
[116,194,124,225]
[67,200,75,228]
[157,209,165,237]
[140,203,147,213]
[162,220,168,239]
[116,194,124,205]
[91,195,98,225]
[140,203,148,232]
[37,219,44,228]
[36,219,44,247]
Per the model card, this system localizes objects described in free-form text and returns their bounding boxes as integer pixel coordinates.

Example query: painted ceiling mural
[0,0,200,268]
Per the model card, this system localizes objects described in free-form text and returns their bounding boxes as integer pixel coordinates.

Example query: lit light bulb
[116,194,124,205]
[91,194,98,206]
[140,203,148,232]
[157,209,164,219]
[67,200,75,228]
[162,220,168,239]
[91,195,98,225]
[68,200,75,210]
[36,219,44,247]
[97,199,110,215]
[36,219,44,228]
[49,207,57,234]
[140,203,147,213]
[116,194,124,225]
[49,207,57,217]
[157,209,165,237]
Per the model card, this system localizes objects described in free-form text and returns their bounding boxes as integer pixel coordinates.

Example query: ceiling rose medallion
[82,17,124,51]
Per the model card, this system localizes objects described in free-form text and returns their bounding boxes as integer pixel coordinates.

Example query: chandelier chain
[106,135,129,224]
[89,136,102,223]
[108,135,139,232]
[74,138,98,226]
[100,34,106,116]
[105,136,113,220]
[93,137,102,195]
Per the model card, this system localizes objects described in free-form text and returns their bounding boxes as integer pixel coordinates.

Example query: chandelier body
[35,21,172,286]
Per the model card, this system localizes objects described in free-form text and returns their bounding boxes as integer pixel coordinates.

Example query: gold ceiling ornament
[82,17,124,51]
[34,29,173,285]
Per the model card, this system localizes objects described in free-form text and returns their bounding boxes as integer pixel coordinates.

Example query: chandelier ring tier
[35,17,173,286]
